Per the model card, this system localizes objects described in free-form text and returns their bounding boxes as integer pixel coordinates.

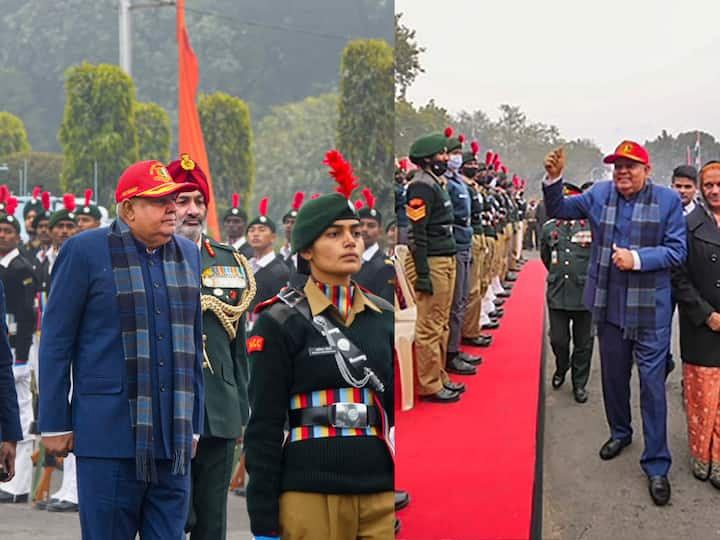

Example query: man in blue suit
[542,141,686,506]
[0,280,22,484]
[38,160,205,539]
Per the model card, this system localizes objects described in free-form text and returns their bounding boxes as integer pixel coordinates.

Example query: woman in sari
[672,160,720,486]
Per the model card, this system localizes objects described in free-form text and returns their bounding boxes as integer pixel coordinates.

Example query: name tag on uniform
[309,346,336,356]
[202,265,246,289]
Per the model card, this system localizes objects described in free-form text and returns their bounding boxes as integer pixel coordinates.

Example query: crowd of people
[0,151,397,539]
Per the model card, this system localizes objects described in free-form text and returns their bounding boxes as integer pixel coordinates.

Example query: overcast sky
[397,0,720,153]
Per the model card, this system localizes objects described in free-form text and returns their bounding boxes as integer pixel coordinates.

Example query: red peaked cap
[166,153,210,204]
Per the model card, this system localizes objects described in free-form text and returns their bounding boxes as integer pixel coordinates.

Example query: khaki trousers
[462,235,486,339]
[279,491,394,540]
[481,236,496,296]
[414,255,456,394]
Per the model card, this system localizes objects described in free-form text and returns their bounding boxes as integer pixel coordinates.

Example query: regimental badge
[247,335,265,352]
[202,265,247,289]
[180,153,195,171]
[150,162,172,183]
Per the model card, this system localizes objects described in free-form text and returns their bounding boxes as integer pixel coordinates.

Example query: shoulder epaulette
[253,295,281,315]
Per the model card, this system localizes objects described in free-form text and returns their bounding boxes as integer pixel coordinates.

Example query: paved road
[542,312,720,540]
[0,476,252,539]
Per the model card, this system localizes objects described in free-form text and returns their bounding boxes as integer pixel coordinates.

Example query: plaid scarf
[593,182,660,340]
[108,219,197,483]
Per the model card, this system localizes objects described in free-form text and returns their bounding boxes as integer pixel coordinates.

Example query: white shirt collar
[362,242,379,262]
[683,200,696,216]
[0,248,19,268]
[232,236,247,249]
[250,251,276,269]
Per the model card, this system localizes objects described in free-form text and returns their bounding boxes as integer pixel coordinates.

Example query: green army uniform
[187,235,256,540]
[540,211,594,398]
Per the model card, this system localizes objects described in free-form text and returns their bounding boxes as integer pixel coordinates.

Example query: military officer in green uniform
[540,182,594,404]
[168,154,256,540]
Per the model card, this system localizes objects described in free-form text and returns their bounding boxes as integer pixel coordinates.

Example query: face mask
[462,167,479,178]
[447,154,463,171]
[430,159,448,176]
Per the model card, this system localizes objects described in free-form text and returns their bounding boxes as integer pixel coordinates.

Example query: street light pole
[118,0,175,77]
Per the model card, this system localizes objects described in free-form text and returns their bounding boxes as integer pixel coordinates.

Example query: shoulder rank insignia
[253,295,280,315]
[204,239,216,258]
[406,198,427,222]
[202,265,246,289]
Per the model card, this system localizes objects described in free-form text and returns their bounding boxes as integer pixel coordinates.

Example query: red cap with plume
[292,191,305,212]
[41,192,51,212]
[84,189,93,209]
[354,200,364,210]
[323,150,359,201]
[471,141,480,155]
[63,194,77,213]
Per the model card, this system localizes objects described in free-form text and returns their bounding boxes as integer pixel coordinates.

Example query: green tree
[135,101,171,163]
[0,151,64,195]
[198,92,254,206]
[395,99,451,157]
[253,93,338,219]
[58,63,138,205]
[394,13,425,100]
[337,39,394,208]
[645,130,720,185]
[0,112,31,157]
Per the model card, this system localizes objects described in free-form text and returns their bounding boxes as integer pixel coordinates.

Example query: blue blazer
[38,227,204,458]
[543,179,686,328]
[0,281,22,443]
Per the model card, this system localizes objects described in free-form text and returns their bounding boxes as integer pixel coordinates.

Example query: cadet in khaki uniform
[245,150,394,540]
[406,133,463,403]
[168,155,256,540]
[540,182,594,404]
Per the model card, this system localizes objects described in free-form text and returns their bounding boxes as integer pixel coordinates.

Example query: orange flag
[176,0,219,239]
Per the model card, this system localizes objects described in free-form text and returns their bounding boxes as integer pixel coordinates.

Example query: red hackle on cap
[362,188,375,210]
[323,149,359,200]
[471,141,480,155]
[32,186,41,200]
[84,189,93,207]
[354,200,364,210]
[41,191,51,211]
[292,191,305,211]
[63,193,76,212]
[232,192,240,209]
[485,151,493,165]
[501,165,508,174]
[458,134,466,144]
[6,197,18,216]
[444,127,453,138]
[258,197,268,217]
[0,186,8,205]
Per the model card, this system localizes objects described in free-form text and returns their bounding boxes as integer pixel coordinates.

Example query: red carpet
[396,260,547,540]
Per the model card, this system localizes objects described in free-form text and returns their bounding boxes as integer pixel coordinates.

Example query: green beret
[462,151,478,164]
[291,193,359,254]
[223,206,247,222]
[79,203,101,220]
[247,214,277,233]
[409,133,448,159]
[0,212,20,233]
[32,209,51,230]
[23,200,43,219]
[48,208,77,229]
[358,206,382,225]
[447,137,463,152]
[384,218,397,233]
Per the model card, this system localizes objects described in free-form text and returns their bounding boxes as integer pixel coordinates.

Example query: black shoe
[395,518,401,536]
[47,500,79,512]
[0,491,28,503]
[573,387,588,403]
[479,333,493,340]
[234,487,246,497]
[34,497,60,510]
[551,371,566,389]
[444,381,466,394]
[496,291,511,298]
[456,351,482,365]
[493,299,505,307]
[420,388,460,403]
[502,282,515,290]
[482,321,500,330]
[395,490,410,511]
[461,336,492,348]
[446,356,477,375]
[648,476,670,506]
[599,437,631,460]
[489,309,504,318]
[505,274,518,282]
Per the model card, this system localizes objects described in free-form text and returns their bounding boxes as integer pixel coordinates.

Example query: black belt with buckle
[288,403,381,429]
